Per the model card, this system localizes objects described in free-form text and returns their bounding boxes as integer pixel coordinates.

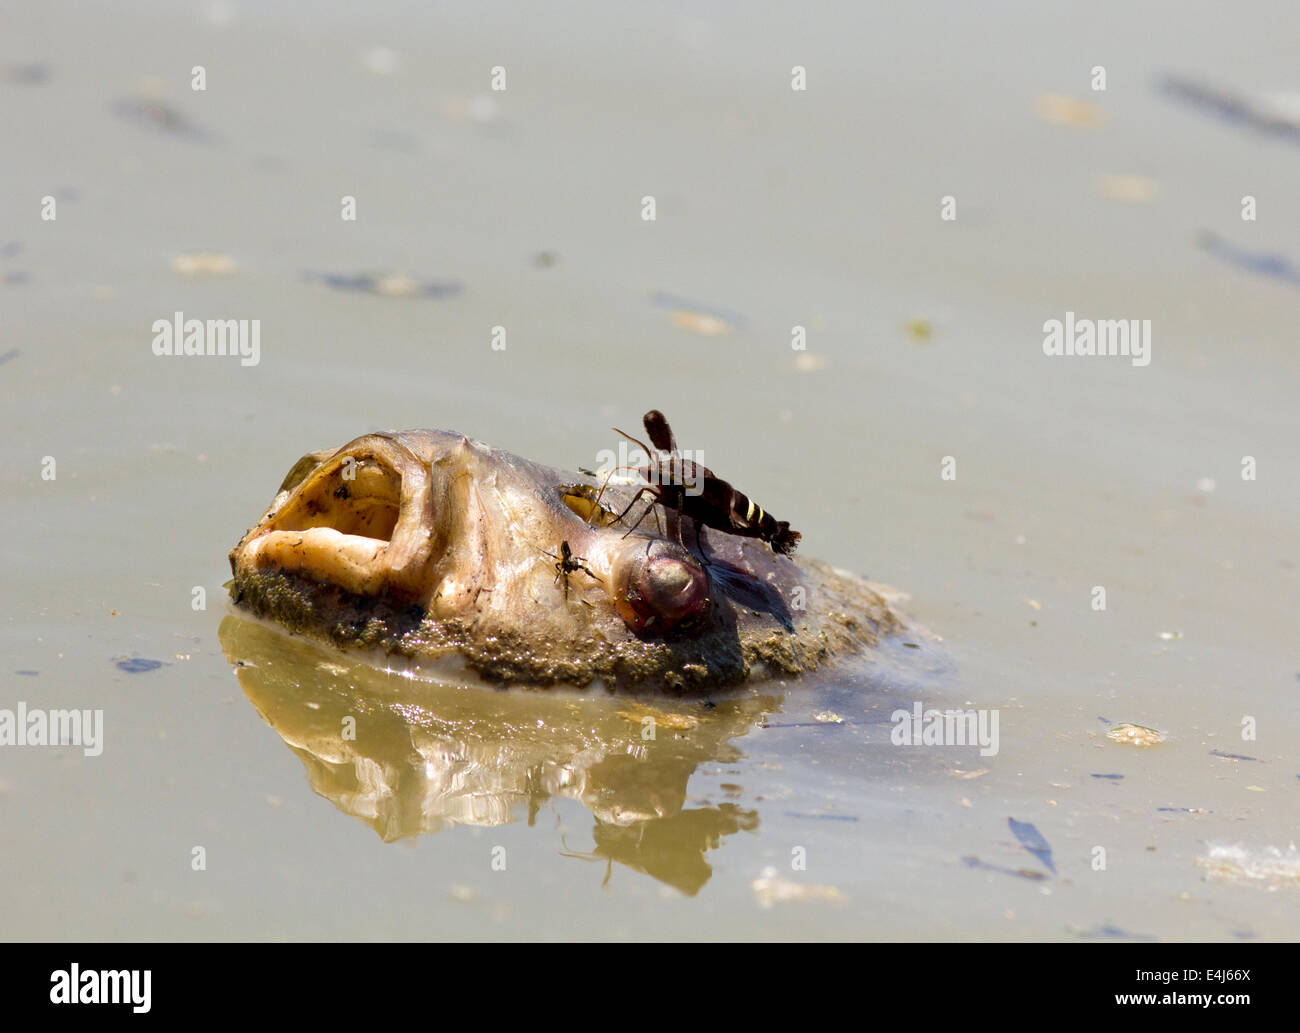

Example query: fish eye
[614,541,710,633]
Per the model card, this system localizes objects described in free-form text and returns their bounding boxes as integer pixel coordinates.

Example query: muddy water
[1,0,1297,940]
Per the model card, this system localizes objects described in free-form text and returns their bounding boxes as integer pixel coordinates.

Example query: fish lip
[228,433,436,602]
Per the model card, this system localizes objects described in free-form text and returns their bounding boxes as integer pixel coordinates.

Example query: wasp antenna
[611,426,654,459]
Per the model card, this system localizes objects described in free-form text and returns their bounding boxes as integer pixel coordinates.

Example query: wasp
[610,410,801,556]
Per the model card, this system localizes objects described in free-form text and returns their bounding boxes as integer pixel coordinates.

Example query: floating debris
[1198,843,1300,889]
[1198,230,1300,290]
[784,811,859,822]
[669,310,732,336]
[650,291,747,332]
[962,856,1048,881]
[792,353,828,372]
[14,669,38,676]
[616,704,699,731]
[1157,630,1182,641]
[759,719,857,729]
[1097,174,1160,203]
[3,62,50,85]
[1091,773,1124,780]
[532,251,560,268]
[111,97,210,141]
[1210,749,1257,762]
[1070,923,1157,942]
[1157,806,1210,814]
[904,317,933,341]
[438,95,499,124]
[370,129,421,154]
[1160,75,1300,147]
[0,349,20,366]
[751,866,846,908]
[812,711,844,724]
[1008,817,1056,874]
[171,251,237,276]
[1107,723,1165,746]
[302,271,461,299]
[114,657,165,673]
[1035,93,1106,128]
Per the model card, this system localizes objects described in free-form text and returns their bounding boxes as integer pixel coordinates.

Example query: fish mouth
[229,433,437,602]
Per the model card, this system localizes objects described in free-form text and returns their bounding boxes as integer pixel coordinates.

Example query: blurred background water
[1,0,1297,940]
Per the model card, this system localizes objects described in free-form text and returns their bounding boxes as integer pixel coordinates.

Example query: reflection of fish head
[220,614,777,891]
[583,805,761,897]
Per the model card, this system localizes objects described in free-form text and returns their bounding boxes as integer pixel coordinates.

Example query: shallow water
[1,0,1297,940]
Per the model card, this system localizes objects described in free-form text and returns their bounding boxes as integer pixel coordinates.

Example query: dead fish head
[228,428,906,690]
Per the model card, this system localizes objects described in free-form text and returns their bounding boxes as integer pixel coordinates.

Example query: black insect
[610,410,801,556]
[544,540,602,600]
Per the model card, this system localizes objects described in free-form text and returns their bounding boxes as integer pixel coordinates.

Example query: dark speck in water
[1197,230,1300,290]
[111,98,210,141]
[302,270,461,298]
[649,290,748,328]
[761,720,854,729]
[1007,817,1056,874]
[4,62,50,84]
[1091,773,1124,780]
[15,670,38,676]
[1209,749,1256,761]
[784,812,859,822]
[370,129,422,153]
[961,856,1048,881]
[114,657,165,673]
[1072,923,1157,942]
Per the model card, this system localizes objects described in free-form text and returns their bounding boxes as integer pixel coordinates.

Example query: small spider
[543,541,602,600]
